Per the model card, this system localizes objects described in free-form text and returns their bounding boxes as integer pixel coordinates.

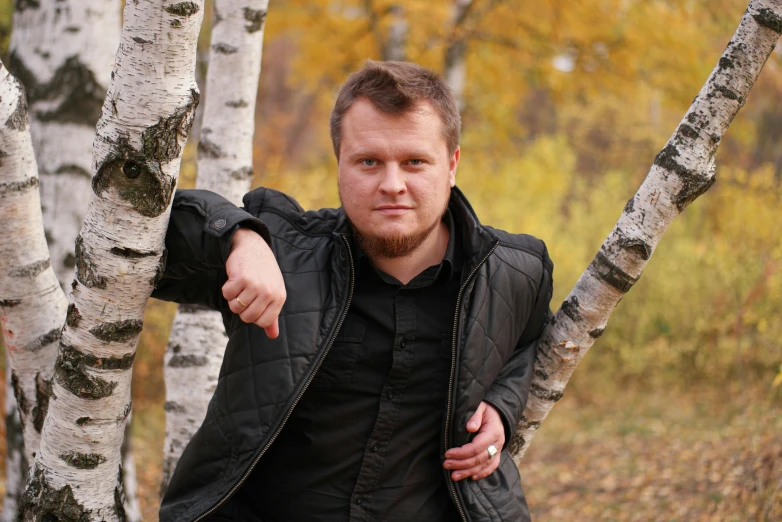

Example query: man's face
[338,98,459,259]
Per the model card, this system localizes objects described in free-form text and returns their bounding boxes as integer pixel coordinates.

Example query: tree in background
[161,0,269,492]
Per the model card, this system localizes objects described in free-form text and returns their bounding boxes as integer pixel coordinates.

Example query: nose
[378,163,406,195]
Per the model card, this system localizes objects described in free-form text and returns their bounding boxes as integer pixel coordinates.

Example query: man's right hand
[222,228,286,339]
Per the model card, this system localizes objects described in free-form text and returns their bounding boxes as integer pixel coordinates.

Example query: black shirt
[222,213,462,522]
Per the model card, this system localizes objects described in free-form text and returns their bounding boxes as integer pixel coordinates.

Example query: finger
[466,403,486,433]
[264,319,280,339]
[237,293,266,323]
[222,278,244,302]
[451,444,503,481]
[443,437,498,471]
[444,431,495,460]
[470,456,501,481]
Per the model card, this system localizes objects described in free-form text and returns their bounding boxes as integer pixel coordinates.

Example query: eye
[408,159,424,166]
[361,159,376,167]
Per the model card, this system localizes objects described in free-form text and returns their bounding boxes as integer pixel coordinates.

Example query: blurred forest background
[1,0,782,520]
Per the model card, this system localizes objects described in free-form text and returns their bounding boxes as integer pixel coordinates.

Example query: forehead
[340,98,446,153]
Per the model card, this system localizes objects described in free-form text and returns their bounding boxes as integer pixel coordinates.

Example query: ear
[448,147,460,188]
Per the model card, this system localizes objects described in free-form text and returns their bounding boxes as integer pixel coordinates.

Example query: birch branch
[510,0,782,462]
[19,0,204,517]
[161,0,269,493]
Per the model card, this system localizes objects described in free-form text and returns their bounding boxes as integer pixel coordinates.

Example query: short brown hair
[329,60,461,160]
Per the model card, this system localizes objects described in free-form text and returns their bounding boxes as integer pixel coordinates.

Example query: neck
[370,221,450,285]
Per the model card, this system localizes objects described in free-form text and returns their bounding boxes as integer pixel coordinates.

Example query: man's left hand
[443,401,505,481]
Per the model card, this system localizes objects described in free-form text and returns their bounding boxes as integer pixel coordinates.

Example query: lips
[375,205,412,215]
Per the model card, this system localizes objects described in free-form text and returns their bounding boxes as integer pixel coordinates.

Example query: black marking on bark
[14,0,39,11]
[60,451,106,469]
[244,7,267,33]
[31,57,105,126]
[123,160,142,178]
[678,123,699,140]
[711,84,741,103]
[754,7,782,33]
[19,466,92,521]
[164,401,186,413]
[617,235,652,260]
[150,248,168,287]
[90,319,143,343]
[710,133,721,144]
[74,235,107,288]
[0,299,22,307]
[165,1,200,17]
[168,354,208,368]
[55,343,118,400]
[119,402,131,422]
[225,99,249,108]
[142,88,200,164]
[171,343,182,353]
[653,143,716,210]
[66,304,82,327]
[5,79,29,130]
[0,176,39,195]
[110,246,158,259]
[170,18,182,27]
[55,163,92,178]
[212,43,238,54]
[132,36,153,44]
[654,143,694,178]
[231,166,254,180]
[62,252,76,270]
[530,383,564,402]
[589,327,605,338]
[719,56,734,69]
[179,303,210,314]
[591,251,638,293]
[65,25,80,33]
[76,416,91,426]
[517,415,541,430]
[623,197,635,214]
[0,148,6,167]
[507,432,525,455]
[11,371,29,414]
[32,373,51,432]
[560,296,582,322]
[114,477,128,521]
[534,368,549,380]
[9,258,50,278]
[198,134,225,158]
[23,327,61,352]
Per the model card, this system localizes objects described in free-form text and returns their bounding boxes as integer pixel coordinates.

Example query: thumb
[466,402,486,432]
[264,319,280,339]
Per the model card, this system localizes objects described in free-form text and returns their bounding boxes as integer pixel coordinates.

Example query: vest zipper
[445,240,500,522]
[193,236,355,522]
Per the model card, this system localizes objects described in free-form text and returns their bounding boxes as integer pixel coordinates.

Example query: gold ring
[487,444,498,460]
[236,297,248,309]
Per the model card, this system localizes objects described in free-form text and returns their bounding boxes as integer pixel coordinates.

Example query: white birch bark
[18,0,204,517]
[161,0,269,493]
[3,360,26,522]
[510,0,782,462]
[384,5,407,61]
[444,0,473,111]
[0,61,69,475]
[9,0,120,290]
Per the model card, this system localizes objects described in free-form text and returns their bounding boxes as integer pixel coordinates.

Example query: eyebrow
[346,149,437,161]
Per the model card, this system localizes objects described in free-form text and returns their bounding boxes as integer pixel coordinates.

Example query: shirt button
[370,443,379,453]
[354,496,364,505]
[386,390,394,400]
[400,339,407,348]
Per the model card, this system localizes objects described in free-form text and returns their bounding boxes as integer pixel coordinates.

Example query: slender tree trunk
[510,0,782,462]
[2,359,25,522]
[384,5,407,61]
[161,0,269,493]
[444,0,473,111]
[17,0,204,517]
[0,60,69,478]
[9,0,120,289]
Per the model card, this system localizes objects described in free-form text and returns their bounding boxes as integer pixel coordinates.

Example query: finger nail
[472,475,478,480]
[453,473,461,480]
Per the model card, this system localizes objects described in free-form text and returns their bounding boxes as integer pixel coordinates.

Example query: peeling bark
[0,62,68,475]
[511,0,782,462]
[19,0,204,518]
[2,360,27,522]
[161,0,268,493]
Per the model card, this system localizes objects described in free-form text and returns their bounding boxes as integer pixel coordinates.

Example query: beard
[348,215,442,259]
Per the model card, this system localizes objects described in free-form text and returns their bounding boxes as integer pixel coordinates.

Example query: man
[154,61,553,522]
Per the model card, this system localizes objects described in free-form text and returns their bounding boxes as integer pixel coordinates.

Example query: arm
[444,244,554,481]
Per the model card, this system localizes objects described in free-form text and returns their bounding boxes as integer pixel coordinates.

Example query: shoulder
[241,187,343,238]
[483,225,553,285]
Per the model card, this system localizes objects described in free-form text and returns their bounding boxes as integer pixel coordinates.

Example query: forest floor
[0,354,780,521]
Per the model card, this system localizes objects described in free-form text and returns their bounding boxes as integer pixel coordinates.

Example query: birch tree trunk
[161,0,269,492]
[510,0,782,462]
[0,59,69,490]
[444,0,473,111]
[17,0,204,516]
[9,0,120,289]
[384,5,407,61]
[2,360,25,522]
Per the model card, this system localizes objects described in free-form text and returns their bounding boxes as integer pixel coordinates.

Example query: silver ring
[487,444,498,460]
